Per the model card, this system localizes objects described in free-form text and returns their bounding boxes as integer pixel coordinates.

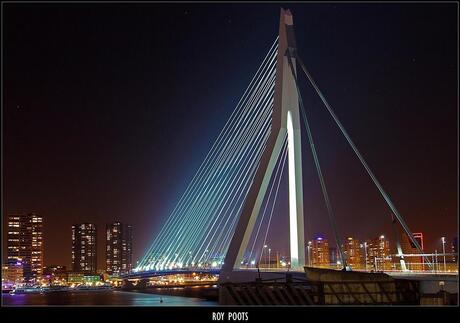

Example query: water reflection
[2,290,218,306]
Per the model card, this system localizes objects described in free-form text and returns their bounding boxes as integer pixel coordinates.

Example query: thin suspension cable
[258,134,289,266]
[144,51,271,264]
[286,51,347,269]
[193,100,274,266]
[140,46,276,270]
[198,119,269,258]
[169,64,276,265]
[137,41,278,269]
[198,127,272,266]
[247,133,288,264]
[157,82,272,270]
[163,79,275,267]
[213,136,272,265]
[161,110,270,270]
[162,115,270,269]
[142,53,274,268]
[294,54,432,268]
[183,110,273,266]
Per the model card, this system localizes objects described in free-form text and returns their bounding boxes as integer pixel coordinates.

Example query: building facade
[43,265,68,284]
[7,212,44,281]
[2,260,24,286]
[344,237,362,269]
[366,235,391,271]
[452,237,458,263]
[72,223,97,274]
[311,237,330,268]
[106,222,133,275]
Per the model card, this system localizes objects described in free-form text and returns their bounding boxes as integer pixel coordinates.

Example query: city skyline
[3,4,457,269]
[6,212,43,279]
[6,212,135,275]
[5,210,457,272]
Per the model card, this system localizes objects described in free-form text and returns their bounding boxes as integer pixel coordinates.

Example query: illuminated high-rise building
[2,259,24,286]
[360,241,370,270]
[311,236,329,268]
[106,222,133,275]
[451,237,458,263]
[366,235,391,271]
[344,237,361,269]
[401,232,424,271]
[72,223,97,274]
[43,265,67,282]
[7,212,44,281]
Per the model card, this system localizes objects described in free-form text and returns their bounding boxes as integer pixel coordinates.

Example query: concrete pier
[218,267,458,305]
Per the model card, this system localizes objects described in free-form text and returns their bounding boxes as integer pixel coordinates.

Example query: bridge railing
[237,261,458,275]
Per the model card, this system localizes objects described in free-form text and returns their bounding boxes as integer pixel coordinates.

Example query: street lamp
[364,242,369,271]
[307,241,312,267]
[434,249,438,273]
[360,242,368,271]
[441,237,447,272]
[263,245,268,268]
[268,248,271,269]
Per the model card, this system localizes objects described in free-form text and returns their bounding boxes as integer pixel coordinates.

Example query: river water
[2,290,218,306]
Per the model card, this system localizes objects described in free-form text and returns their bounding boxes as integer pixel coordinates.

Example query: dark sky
[3,3,457,270]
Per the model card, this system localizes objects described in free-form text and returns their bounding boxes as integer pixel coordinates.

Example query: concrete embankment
[218,268,458,305]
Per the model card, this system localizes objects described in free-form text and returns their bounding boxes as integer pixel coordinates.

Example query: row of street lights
[262,245,272,268]
[433,237,449,273]
[441,236,447,272]
[250,237,452,272]
[304,236,452,272]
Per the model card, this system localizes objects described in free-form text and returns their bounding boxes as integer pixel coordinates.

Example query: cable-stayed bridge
[128,9,439,284]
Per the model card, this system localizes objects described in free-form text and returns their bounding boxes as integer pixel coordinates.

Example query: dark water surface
[2,290,218,306]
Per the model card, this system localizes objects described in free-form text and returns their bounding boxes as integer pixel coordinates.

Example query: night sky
[3,3,457,270]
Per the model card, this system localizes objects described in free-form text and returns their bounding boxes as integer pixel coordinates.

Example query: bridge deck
[123,268,458,281]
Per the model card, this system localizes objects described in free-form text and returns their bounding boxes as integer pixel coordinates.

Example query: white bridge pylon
[221,9,305,279]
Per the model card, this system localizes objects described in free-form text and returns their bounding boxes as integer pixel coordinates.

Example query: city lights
[2,3,457,309]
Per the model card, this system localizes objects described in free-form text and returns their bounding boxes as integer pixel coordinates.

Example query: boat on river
[9,286,44,295]
[71,284,113,292]
[42,285,71,293]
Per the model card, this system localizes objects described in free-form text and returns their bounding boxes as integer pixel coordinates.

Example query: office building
[360,241,371,271]
[106,222,133,275]
[452,237,458,263]
[366,235,391,271]
[43,265,68,283]
[72,223,97,274]
[311,236,330,268]
[344,237,362,269]
[2,259,24,286]
[7,212,44,281]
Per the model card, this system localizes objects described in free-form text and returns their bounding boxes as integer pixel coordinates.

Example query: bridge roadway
[122,268,458,292]
[122,268,312,280]
[122,268,458,300]
[123,268,458,279]
[121,268,221,280]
